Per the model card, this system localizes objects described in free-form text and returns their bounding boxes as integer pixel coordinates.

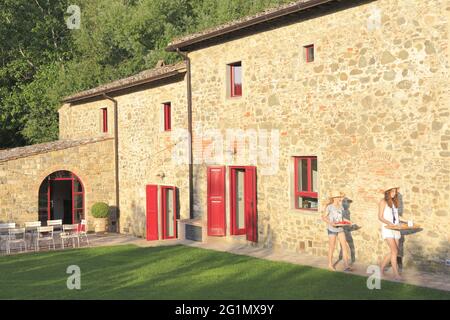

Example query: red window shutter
[164,103,171,131]
[244,167,257,242]
[234,83,242,96]
[207,166,226,236]
[146,185,158,240]
[230,65,235,96]
[102,108,108,133]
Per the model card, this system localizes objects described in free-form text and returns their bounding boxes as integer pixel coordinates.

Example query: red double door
[146,185,177,241]
[207,166,257,242]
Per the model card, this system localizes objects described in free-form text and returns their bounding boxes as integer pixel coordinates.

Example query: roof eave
[166,0,336,52]
[62,67,186,104]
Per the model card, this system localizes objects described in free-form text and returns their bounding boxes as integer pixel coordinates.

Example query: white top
[326,204,344,232]
[382,202,399,228]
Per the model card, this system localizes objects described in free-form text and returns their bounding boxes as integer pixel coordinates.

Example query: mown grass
[0,244,448,299]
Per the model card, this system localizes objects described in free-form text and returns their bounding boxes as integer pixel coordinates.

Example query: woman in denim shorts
[322,190,352,272]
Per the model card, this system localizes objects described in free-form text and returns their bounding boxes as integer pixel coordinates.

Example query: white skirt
[381,226,401,240]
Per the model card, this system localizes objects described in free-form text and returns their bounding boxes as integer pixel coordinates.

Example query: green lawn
[0,244,448,299]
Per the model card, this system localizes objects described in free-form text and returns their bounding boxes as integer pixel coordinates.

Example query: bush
[91,202,110,218]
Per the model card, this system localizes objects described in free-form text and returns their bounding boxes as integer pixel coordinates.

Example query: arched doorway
[38,170,84,224]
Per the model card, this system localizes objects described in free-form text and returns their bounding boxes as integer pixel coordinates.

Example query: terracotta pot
[94,218,108,233]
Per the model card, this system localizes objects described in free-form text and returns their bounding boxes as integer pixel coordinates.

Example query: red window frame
[229,167,246,236]
[229,62,242,97]
[294,156,318,210]
[163,102,171,131]
[304,44,314,63]
[161,185,177,239]
[101,108,108,133]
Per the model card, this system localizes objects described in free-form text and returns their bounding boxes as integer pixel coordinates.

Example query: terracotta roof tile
[166,0,336,51]
[0,136,113,163]
[63,61,186,103]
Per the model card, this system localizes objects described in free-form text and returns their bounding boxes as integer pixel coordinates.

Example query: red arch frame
[37,170,85,224]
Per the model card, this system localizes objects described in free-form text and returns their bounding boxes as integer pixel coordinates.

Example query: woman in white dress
[378,186,402,280]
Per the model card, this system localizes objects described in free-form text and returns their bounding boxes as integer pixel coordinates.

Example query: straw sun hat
[329,190,345,199]
[383,181,400,193]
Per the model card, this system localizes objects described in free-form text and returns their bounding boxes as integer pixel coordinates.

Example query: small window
[163,102,171,131]
[304,44,314,63]
[229,62,242,97]
[294,156,318,210]
[101,108,108,133]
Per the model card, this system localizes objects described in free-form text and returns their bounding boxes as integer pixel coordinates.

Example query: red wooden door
[146,185,158,241]
[207,166,226,236]
[244,167,257,242]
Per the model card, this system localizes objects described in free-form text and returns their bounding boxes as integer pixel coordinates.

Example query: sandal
[344,267,353,272]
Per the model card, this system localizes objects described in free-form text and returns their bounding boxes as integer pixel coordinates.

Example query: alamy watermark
[366,265,381,290]
[66,5,81,30]
[171,126,280,176]
[367,7,381,31]
[66,265,81,290]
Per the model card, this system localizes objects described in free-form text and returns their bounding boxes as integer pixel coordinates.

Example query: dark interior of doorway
[50,180,73,224]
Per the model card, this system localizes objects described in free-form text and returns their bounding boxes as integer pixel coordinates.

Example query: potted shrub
[91,202,110,233]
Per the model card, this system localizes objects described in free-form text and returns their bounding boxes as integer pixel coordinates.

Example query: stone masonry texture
[187,0,449,272]
[0,0,448,273]
[0,138,115,230]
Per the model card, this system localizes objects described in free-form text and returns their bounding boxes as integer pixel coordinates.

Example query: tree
[0,0,292,147]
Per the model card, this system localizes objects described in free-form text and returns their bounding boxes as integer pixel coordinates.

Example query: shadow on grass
[0,244,448,300]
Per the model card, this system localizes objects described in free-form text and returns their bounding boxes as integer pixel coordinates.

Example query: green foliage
[91,202,110,218]
[0,0,293,148]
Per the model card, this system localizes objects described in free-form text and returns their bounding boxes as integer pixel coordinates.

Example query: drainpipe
[176,49,194,219]
[103,93,120,232]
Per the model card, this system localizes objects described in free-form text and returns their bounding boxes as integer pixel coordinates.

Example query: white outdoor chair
[24,221,41,251]
[61,224,79,249]
[0,223,16,229]
[36,226,55,251]
[47,219,63,238]
[0,223,16,254]
[6,228,27,254]
[47,219,62,230]
[77,219,89,247]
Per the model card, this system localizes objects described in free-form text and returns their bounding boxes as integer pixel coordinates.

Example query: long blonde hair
[324,197,334,210]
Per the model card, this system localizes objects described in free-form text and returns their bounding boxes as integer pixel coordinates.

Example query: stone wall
[59,102,114,139]
[188,0,449,272]
[0,138,115,230]
[114,78,190,238]
[59,78,190,238]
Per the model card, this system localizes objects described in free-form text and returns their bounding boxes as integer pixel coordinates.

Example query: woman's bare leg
[394,238,402,277]
[328,235,337,271]
[386,238,401,279]
[337,232,350,269]
[380,249,391,276]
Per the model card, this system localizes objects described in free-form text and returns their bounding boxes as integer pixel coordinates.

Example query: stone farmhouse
[0,0,448,272]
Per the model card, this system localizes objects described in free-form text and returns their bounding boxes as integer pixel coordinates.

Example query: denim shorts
[327,229,343,236]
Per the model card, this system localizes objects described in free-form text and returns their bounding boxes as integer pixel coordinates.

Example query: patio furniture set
[0,219,89,255]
